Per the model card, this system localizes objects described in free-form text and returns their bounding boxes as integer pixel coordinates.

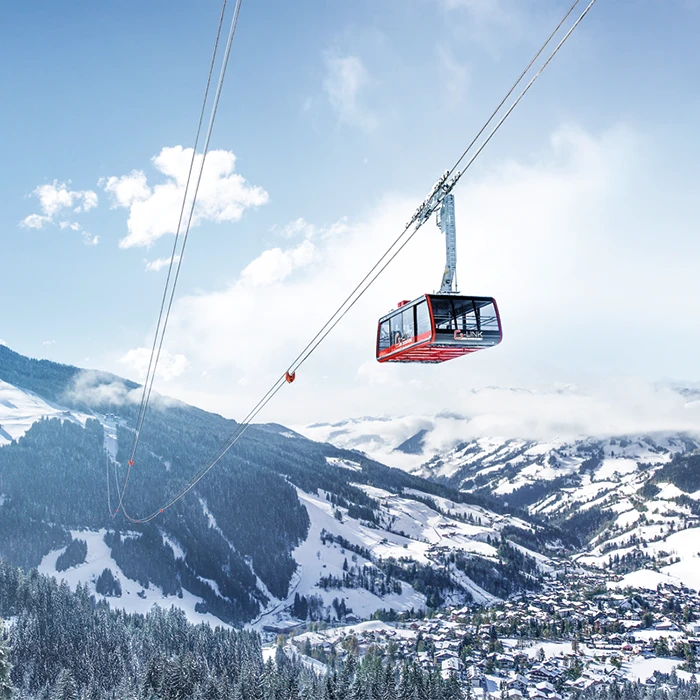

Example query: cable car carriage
[377,294,501,363]
[376,194,502,364]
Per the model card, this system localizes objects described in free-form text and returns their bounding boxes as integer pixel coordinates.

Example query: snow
[623,656,682,681]
[614,509,642,530]
[609,569,684,592]
[253,484,435,630]
[199,577,224,598]
[257,479,520,626]
[161,533,185,560]
[0,379,92,446]
[262,645,277,662]
[298,488,425,609]
[100,413,119,459]
[609,528,700,591]
[199,497,219,531]
[325,456,362,472]
[656,482,685,500]
[295,619,417,645]
[662,554,700,590]
[38,529,228,627]
[522,641,574,659]
[630,630,685,642]
[596,459,642,481]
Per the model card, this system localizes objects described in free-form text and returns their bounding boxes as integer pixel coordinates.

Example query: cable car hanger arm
[437,194,457,294]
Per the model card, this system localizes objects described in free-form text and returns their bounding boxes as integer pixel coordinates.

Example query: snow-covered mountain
[298,407,700,595]
[0,345,560,628]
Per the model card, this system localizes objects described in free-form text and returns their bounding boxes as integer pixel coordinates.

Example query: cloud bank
[109,123,700,433]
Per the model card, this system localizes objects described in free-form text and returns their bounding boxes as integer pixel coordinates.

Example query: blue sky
[3,0,700,427]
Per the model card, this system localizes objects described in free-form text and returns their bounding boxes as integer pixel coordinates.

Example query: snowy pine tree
[51,670,77,700]
[0,629,12,700]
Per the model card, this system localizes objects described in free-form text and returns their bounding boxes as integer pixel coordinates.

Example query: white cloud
[21,213,51,229]
[75,190,98,213]
[241,239,316,287]
[118,347,189,382]
[436,382,700,443]
[64,370,141,407]
[21,180,98,230]
[21,180,99,244]
[58,220,98,246]
[102,146,269,249]
[145,255,181,273]
[43,340,56,346]
[277,217,317,239]
[81,231,99,246]
[323,55,379,132]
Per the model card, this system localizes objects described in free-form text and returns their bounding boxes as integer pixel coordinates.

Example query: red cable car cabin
[376,294,502,363]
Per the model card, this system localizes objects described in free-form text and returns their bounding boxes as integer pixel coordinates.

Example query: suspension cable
[131,0,244,452]
[112,0,244,515]
[117,0,600,523]
[129,0,230,465]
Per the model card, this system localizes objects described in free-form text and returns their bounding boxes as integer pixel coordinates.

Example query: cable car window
[431,297,500,338]
[416,301,430,337]
[431,298,457,330]
[477,301,499,331]
[379,319,391,350]
[390,313,403,345]
[454,299,478,332]
[388,308,414,345]
[402,308,415,342]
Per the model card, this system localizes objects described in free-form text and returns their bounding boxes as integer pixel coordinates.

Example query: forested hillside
[0,345,560,625]
[0,558,467,699]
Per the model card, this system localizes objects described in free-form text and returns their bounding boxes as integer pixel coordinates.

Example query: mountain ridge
[299,412,700,593]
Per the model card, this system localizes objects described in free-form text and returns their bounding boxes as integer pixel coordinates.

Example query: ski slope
[38,529,229,628]
[0,379,91,446]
